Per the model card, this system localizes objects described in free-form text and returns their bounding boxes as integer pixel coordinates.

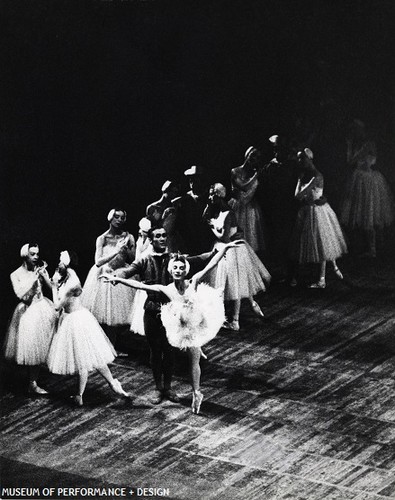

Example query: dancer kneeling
[100,241,241,414]
[47,251,129,406]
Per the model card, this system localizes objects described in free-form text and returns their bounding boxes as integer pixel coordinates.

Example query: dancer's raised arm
[190,240,243,289]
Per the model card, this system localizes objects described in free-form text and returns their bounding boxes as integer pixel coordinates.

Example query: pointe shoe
[251,300,265,318]
[333,267,344,280]
[28,382,48,395]
[110,379,130,397]
[70,395,83,406]
[192,391,204,414]
[308,279,326,289]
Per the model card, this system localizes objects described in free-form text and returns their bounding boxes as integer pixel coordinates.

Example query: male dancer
[116,225,215,404]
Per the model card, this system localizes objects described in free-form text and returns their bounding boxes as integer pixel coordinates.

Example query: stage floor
[1,255,395,500]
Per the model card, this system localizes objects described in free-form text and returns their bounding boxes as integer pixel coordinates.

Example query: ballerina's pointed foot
[251,300,265,318]
[28,382,48,395]
[70,395,83,407]
[110,379,130,398]
[192,391,204,414]
[308,279,326,289]
[333,267,344,280]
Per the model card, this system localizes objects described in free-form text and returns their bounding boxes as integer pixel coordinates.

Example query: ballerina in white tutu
[290,148,347,288]
[4,243,57,395]
[203,183,271,331]
[100,241,241,414]
[81,208,136,355]
[229,147,265,254]
[47,251,129,407]
[340,120,395,257]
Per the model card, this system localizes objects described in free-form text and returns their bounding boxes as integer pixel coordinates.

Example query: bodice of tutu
[347,140,377,173]
[300,172,324,203]
[101,233,132,272]
[304,185,324,202]
[209,210,239,243]
[355,156,376,172]
[164,282,194,304]
[231,170,259,205]
[11,266,44,305]
[55,270,84,313]
[62,295,83,313]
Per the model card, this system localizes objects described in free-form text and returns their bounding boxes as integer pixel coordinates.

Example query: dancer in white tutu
[100,241,240,414]
[204,183,271,331]
[229,147,265,254]
[81,208,135,355]
[4,243,56,395]
[340,120,395,257]
[129,217,152,336]
[47,251,129,407]
[290,148,347,288]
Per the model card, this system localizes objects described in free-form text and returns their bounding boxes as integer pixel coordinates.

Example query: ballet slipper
[192,391,204,414]
[110,379,129,397]
[308,279,326,289]
[333,267,344,280]
[251,300,264,318]
[28,382,48,395]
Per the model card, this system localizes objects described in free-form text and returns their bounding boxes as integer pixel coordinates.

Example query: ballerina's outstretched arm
[190,240,244,290]
[99,274,173,301]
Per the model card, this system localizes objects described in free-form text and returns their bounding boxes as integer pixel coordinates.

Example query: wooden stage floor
[1,255,395,500]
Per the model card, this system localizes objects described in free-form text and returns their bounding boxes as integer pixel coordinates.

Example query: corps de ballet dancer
[100,241,241,414]
[229,146,265,254]
[81,208,136,355]
[340,119,395,257]
[47,251,129,407]
[4,243,57,395]
[203,183,271,331]
[290,148,347,288]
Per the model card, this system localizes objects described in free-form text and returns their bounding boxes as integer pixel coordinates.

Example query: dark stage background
[1,0,395,331]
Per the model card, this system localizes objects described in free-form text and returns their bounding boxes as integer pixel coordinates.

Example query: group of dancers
[4,122,395,414]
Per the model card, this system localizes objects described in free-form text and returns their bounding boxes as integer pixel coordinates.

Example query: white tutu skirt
[81,265,135,326]
[4,298,56,365]
[290,203,347,263]
[229,199,265,253]
[47,308,116,375]
[129,289,147,336]
[340,168,395,230]
[207,241,271,301]
[161,284,225,349]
